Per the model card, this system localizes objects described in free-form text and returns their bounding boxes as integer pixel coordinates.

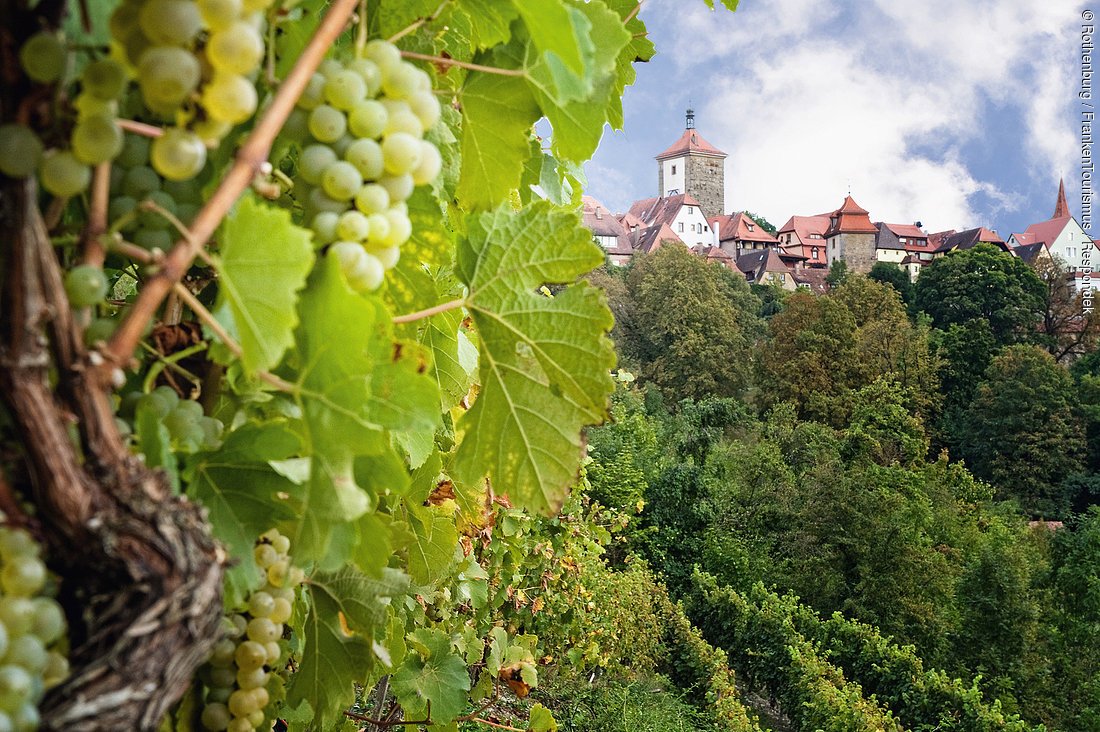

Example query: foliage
[913,244,1045,344]
[738,210,776,235]
[868,261,913,304]
[1033,257,1100,363]
[618,246,764,402]
[824,259,849,287]
[959,345,1086,517]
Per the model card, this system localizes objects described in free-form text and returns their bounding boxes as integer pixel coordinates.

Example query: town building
[824,195,878,274]
[655,109,727,221]
[709,211,780,256]
[776,215,830,268]
[1008,180,1092,289]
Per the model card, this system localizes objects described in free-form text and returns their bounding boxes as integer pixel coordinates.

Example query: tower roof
[655,128,727,160]
[825,195,877,235]
[1054,177,1070,218]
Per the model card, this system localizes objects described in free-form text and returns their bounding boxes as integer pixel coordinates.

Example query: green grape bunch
[284,39,443,293]
[199,529,304,732]
[0,525,70,732]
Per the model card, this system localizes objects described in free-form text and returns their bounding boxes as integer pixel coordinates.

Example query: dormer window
[748,224,754,232]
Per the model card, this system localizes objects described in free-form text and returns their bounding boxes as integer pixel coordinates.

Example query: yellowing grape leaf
[452,202,615,514]
[392,628,472,724]
[213,194,315,374]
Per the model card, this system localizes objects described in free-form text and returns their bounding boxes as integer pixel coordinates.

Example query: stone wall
[839,232,877,274]
[685,155,725,219]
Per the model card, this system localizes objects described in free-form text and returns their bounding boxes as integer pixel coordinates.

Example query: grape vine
[0,0,656,729]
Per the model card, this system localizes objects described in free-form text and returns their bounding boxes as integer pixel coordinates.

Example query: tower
[824,195,878,274]
[654,109,727,218]
[1054,177,1070,218]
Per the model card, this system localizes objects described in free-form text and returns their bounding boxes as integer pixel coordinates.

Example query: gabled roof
[777,214,831,245]
[881,223,927,240]
[628,193,703,227]
[617,212,646,231]
[582,195,626,238]
[655,128,727,160]
[927,230,956,250]
[791,267,829,294]
[736,248,791,282]
[825,195,878,235]
[934,227,1006,253]
[875,222,928,251]
[632,222,684,254]
[699,246,736,269]
[709,212,779,245]
[1010,232,1038,246]
[1023,217,1072,248]
[1014,241,1048,264]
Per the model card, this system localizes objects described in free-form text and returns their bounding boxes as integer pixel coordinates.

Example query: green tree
[913,244,1045,344]
[868,261,913,305]
[739,210,777,235]
[959,345,1086,517]
[625,245,763,402]
[824,259,849,288]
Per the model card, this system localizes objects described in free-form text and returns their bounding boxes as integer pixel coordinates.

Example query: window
[690,224,696,233]
[687,206,693,214]
[678,222,684,232]
[748,224,755,231]
[671,165,677,174]
[812,247,819,259]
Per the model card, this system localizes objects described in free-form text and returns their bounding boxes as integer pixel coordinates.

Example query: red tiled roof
[655,128,727,160]
[927,230,956,250]
[777,215,831,245]
[1023,217,1071,248]
[825,195,878,235]
[1011,232,1037,246]
[709,212,779,245]
[791,267,829,294]
[882,223,927,240]
[934,227,1006,253]
[582,195,626,238]
[617,212,645,231]
[628,193,702,227]
[632,222,684,254]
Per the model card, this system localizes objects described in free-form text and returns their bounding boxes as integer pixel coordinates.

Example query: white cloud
[597,0,1082,234]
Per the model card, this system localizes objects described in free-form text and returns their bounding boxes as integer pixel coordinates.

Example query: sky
[583,0,1084,237]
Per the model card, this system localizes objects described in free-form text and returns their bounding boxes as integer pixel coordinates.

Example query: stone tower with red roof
[824,195,878,274]
[654,109,727,220]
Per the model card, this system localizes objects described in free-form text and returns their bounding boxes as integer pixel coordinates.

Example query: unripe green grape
[0,600,33,638]
[234,640,266,671]
[207,22,264,76]
[247,592,275,619]
[307,187,345,214]
[72,113,124,165]
[109,3,142,42]
[324,70,367,110]
[364,213,390,247]
[382,61,421,100]
[321,160,362,201]
[247,709,265,728]
[383,208,412,247]
[0,125,43,179]
[116,134,150,168]
[235,665,268,690]
[381,132,421,176]
[347,251,385,292]
[227,688,258,717]
[29,599,64,645]
[133,227,173,251]
[286,566,305,586]
[348,99,387,140]
[309,211,339,245]
[19,32,65,84]
[82,58,128,100]
[194,117,233,146]
[242,0,274,11]
[40,151,91,197]
[307,105,346,143]
[201,701,231,730]
[73,94,119,119]
[0,531,37,560]
[42,652,68,689]
[282,108,310,140]
[209,638,236,667]
[64,265,109,307]
[226,717,251,732]
[203,74,258,124]
[176,202,199,226]
[206,686,231,704]
[4,636,47,674]
[347,58,382,97]
[151,128,207,181]
[270,533,290,554]
[378,173,413,203]
[297,73,326,110]
[336,210,369,241]
[137,190,177,229]
[330,134,354,158]
[0,626,7,663]
[197,0,243,30]
[266,559,289,587]
[139,0,203,46]
[9,702,36,732]
[344,138,383,180]
[84,316,117,346]
[318,58,343,77]
[253,543,277,568]
[298,144,337,185]
[122,165,161,198]
[408,90,441,130]
[384,108,424,138]
[263,640,281,664]
[375,245,400,269]
[162,177,201,203]
[138,46,201,110]
[364,39,401,75]
[208,665,236,689]
[411,140,442,186]
[0,667,33,713]
[198,417,224,448]
[250,685,269,709]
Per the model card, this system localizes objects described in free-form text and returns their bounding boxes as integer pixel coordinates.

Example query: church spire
[1054,177,1070,218]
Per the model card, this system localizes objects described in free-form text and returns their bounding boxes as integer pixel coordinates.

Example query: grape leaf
[377,0,440,38]
[288,566,409,727]
[452,202,615,514]
[510,0,587,84]
[451,0,519,50]
[392,627,472,723]
[603,0,656,129]
[134,402,178,494]
[213,194,314,374]
[528,704,558,731]
[457,42,540,209]
[403,501,459,586]
[185,422,302,606]
[704,0,740,9]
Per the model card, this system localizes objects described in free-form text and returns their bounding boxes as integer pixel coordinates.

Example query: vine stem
[471,719,524,731]
[101,0,359,378]
[387,0,452,43]
[399,50,525,77]
[116,119,164,138]
[80,162,110,267]
[624,0,644,24]
[392,297,465,324]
